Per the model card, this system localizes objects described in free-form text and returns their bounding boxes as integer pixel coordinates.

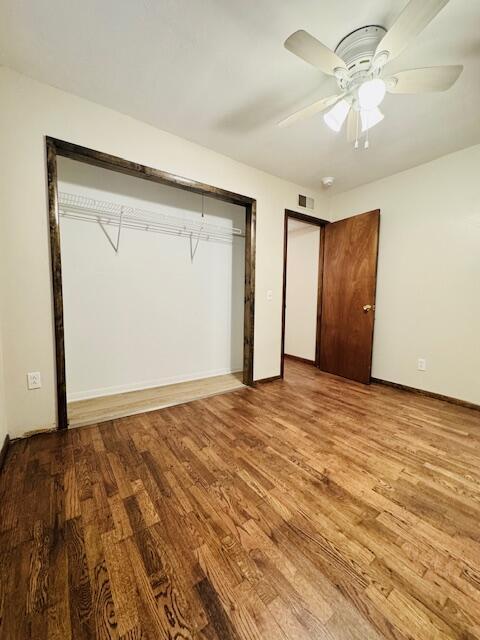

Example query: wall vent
[298,194,314,209]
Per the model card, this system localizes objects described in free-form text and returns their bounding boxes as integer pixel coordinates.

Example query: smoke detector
[321,176,335,188]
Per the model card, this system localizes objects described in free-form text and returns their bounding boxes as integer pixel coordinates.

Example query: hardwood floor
[1,360,480,639]
[68,372,245,427]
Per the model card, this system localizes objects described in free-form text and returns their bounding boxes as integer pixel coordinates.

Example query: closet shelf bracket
[97,206,124,253]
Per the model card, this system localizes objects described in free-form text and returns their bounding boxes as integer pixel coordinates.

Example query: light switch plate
[27,371,42,389]
[266,289,273,301]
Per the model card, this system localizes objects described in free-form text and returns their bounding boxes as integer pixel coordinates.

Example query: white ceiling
[1,0,479,193]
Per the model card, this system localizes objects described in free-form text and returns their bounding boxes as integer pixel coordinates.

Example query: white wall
[0,67,328,437]
[58,158,245,400]
[330,144,480,405]
[285,220,320,361]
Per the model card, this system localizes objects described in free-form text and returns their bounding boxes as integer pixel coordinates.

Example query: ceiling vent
[298,194,314,209]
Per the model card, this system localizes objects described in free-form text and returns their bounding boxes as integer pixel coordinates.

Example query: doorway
[280,210,328,378]
[281,208,380,384]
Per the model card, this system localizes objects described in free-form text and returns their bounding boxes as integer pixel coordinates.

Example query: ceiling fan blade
[278,93,344,127]
[387,65,463,93]
[373,0,450,69]
[346,108,358,143]
[284,30,347,76]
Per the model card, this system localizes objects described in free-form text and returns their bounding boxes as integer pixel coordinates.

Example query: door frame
[280,210,329,378]
[46,136,256,430]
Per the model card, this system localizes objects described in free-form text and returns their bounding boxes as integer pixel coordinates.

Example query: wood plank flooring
[1,360,480,639]
[68,372,245,427]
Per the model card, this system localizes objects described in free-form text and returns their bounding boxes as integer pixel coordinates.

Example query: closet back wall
[58,158,245,400]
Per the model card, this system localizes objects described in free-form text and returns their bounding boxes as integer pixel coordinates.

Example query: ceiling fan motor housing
[334,25,387,89]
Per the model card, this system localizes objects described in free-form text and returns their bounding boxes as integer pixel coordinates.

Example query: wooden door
[319,210,380,383]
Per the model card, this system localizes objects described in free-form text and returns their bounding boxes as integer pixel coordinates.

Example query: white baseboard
[67,367,243,402]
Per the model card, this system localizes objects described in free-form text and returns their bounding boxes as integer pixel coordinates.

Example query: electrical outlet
[266,289,273,301]
[27,371,42,389]
[417,358,427,371]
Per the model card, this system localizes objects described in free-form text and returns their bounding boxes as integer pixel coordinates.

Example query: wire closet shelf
[58,192,245,253]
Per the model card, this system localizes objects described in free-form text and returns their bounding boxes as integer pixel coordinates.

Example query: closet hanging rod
[58,192,245,242]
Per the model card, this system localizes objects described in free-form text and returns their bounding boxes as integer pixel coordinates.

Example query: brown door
[319,210,380,384]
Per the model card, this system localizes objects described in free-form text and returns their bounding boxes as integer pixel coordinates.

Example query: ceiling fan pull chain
[354,110,359,149]
[364,114,370,149]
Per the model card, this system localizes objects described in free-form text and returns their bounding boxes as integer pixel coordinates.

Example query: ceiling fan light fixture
[323,99,350,132]
[360,106,384,132]
[282,4,461,146]
[358,78,386,110]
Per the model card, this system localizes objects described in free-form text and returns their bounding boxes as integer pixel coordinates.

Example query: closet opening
[46,137,255,429]
[280,210,328,378]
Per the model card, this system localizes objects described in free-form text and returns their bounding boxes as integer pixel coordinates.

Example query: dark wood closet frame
[46,136,256,430]
[280,209,329,378]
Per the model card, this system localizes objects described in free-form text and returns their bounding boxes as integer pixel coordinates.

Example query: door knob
[363,304,374,312]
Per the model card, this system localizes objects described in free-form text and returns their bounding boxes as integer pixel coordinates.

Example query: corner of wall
[0,178,9,444]
[0,322,9,444]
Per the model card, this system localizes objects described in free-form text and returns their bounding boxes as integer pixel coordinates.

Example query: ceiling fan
[279,0,463,148]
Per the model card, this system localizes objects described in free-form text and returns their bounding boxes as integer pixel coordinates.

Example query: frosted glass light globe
[358,79,386,110]
[361,107,384,132]
[323,99,350,132]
